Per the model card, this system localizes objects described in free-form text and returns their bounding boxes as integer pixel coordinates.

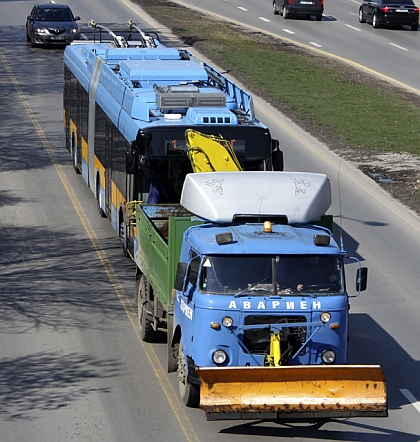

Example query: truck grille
[243,315,307,355]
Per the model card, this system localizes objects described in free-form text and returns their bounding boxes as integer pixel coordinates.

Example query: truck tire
[138,275,160,342]
[167,314,178,373]
[177,339,200,407]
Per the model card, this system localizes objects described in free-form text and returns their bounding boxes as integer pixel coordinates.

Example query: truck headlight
[320,312,331,323]
[222,316,233,327]
[321,349,336,364]
[212,349,227,364]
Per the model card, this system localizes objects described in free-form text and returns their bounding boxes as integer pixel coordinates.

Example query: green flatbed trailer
[133,203,201,345]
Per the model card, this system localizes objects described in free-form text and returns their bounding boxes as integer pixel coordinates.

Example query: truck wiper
[234,282,298,298]
[234,280,272,298]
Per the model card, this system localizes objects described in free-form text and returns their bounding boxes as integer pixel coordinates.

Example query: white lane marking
[400,389,420,413]
[283,29,295,34]
[238,6,248,11]
[259,17,270,22]
[345,24,362,31]
[390,43,408,51]
[309,41,322,47]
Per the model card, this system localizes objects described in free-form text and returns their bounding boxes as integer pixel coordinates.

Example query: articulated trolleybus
[63,21,283,257]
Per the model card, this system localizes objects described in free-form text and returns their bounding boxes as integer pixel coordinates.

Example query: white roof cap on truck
[181,171,331,224]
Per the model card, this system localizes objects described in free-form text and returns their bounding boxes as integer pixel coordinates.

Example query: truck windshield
[199,255,344,295]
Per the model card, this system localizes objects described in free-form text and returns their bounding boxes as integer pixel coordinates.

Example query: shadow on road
[0,351,121,421]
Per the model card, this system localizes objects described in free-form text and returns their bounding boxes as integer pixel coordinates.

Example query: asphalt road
[172,0,420,94]
[0,0,420,441]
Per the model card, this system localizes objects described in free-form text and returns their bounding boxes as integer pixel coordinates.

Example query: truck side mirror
[356,267,368,292]
[174,262,188,292]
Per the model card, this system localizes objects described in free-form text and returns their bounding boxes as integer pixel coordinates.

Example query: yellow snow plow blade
[197,365,387,420]
[185,129,242,173]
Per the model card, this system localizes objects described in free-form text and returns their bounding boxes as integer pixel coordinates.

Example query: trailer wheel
[138,275,159,342]
[177,339,200,407]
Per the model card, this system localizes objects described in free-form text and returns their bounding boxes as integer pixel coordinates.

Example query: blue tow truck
[133,171,388,420]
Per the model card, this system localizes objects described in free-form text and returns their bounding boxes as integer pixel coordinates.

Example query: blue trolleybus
[63,21,283,257]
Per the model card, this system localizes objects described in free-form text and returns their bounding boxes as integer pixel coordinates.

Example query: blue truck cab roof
[180,171,339,256]
[184,222,340,256]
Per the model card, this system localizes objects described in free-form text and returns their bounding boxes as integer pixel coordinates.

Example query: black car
[273,0,324,21]
[359,0,419,30]
[26,2,80,47]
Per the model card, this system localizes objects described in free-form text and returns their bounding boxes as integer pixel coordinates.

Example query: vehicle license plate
[301,1,313,4]
[50,35,65,40]
[396,9,408,12]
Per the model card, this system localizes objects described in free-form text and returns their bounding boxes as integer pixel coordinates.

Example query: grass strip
[132,0,420,156]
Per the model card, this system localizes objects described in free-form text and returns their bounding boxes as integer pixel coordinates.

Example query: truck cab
[134,171,384,419]
[170,171,368,409]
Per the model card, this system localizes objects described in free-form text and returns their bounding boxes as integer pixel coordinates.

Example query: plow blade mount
[197,365,388,420]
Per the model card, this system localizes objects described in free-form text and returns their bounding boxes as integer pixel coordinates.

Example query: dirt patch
[133,0,420,216]
[352,152,420,210]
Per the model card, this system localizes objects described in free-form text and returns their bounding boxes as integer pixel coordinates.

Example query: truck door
[176,258,199,349]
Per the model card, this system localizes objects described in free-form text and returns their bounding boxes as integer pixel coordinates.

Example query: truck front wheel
[138,275,159,342]
[177,339,200,407]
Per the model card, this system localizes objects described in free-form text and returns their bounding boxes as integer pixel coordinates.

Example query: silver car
[26,2,80,47]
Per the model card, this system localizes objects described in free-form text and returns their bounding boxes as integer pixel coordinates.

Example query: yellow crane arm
[185,129,242,173]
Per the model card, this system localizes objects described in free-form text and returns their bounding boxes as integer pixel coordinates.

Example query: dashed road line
[390,43,408,51]
[400,389,420,414]
[345,24,362,31]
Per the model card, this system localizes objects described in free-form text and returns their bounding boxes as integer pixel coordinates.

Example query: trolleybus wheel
[119,221,128,257]
[96,181,106,218]
[72,146,80,174]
